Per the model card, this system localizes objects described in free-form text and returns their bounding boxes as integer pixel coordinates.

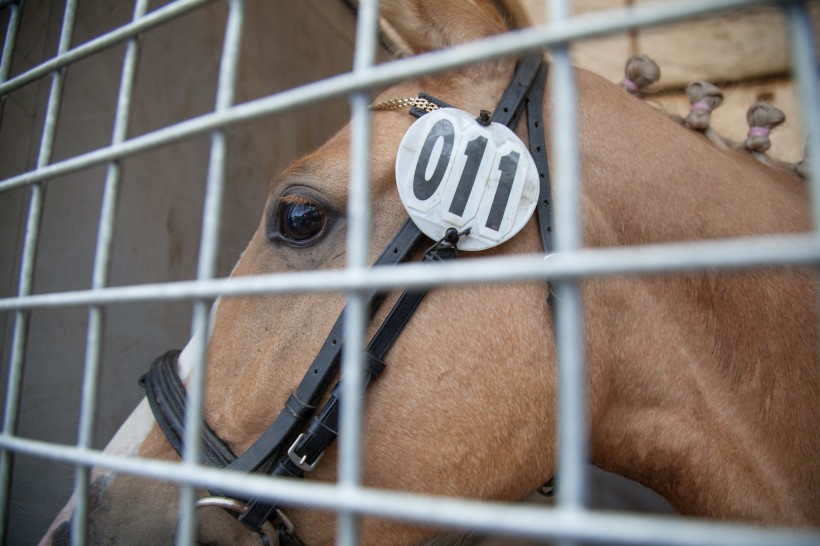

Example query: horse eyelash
[279,193,317,206]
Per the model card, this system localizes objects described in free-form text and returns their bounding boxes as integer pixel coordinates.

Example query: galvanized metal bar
[0,433,818,546]
[337,1,381,544]
[784,0,820,227]
[0,13,22,529]
[1,233,819,312]
[0,0,21,82]
[0,0,78,542]
[175,1,245,545]
[549,0,587,521]
[0,1,815,545]
[0,0,784,195]
[72,0,150,544]
[0,0,216,97]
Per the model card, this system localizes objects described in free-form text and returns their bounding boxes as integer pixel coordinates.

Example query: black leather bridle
[142,51,554,546]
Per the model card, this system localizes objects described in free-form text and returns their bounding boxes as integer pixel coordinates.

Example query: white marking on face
[38,327,206,545]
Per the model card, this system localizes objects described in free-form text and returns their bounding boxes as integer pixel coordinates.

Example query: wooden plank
[503,1,807,163]
[635,7,790,87]
[504,0,820,89]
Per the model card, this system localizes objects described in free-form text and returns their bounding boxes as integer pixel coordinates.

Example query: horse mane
[616,53,806,177]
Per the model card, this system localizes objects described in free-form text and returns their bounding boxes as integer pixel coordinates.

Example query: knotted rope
[745,102,785,153]
[683,81,729,151]
[619,54,660,96]
[684,81,723,131]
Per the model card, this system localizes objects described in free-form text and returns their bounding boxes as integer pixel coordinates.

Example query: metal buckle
[287,433,323,472]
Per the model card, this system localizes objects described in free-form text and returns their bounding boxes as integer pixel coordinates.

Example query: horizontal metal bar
[0,434,815,546]
[0,233,818,312]
[0,0,782,194]
[0,0,216,96]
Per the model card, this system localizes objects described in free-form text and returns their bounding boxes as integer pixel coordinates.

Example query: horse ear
[380,0,508,54]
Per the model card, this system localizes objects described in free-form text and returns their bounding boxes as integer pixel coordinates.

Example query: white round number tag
[395,108,538,251]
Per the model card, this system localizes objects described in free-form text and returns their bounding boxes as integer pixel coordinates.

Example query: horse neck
[564,70,820,526]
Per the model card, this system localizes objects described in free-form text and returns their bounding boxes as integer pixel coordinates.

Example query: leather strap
[141,351,237,468]
[492,52,554,254]
[238,233,464,530]
[142,219,425,473]
[226,218,425,474]
[490,53,543,128]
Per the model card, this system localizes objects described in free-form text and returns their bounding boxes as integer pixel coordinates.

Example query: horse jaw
[37,330,205,546]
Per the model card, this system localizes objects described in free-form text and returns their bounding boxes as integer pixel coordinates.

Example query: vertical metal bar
[784,0,820,228]
[176,1,244,544]
[549,0,588,522]
[0,18,24,539]
[71,1,150,544]
[0,0,22,83]
[0,0,77,543]
[337,0,380,544]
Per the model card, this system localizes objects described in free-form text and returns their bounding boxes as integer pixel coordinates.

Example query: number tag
[395,108,538,251]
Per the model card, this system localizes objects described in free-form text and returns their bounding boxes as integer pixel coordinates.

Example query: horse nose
[49,520,71,546]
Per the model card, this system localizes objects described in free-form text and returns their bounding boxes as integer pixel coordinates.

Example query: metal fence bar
[0,0,21,82]
[1,0,818,544]
[0,0,78,542]
[1,433,818,546]
[71,0,149,544]
[0,0,216,97]
[337,0,382,544]
[0,0,782,195]
[176,1,244,545]
[784,0,820,227]
[548,0,588,525]
[2,233,819,312]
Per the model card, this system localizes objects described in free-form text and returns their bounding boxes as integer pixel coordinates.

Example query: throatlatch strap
[527,62,554,254]
[490,53,542,128]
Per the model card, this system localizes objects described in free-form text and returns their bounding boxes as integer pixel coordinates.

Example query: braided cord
[370,97,439,113]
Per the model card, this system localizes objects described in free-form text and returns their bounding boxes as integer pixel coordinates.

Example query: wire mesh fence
[1,0,818,545]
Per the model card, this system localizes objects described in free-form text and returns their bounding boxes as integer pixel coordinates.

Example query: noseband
[142,51,553,546]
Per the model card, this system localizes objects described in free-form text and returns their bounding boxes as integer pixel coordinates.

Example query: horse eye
[278,200,326,244]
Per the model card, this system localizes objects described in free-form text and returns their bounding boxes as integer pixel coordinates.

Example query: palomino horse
[42,0,819,544]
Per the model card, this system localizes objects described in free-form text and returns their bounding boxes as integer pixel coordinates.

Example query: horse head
[42,0,819,544]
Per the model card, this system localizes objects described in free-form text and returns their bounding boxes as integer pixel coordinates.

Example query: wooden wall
[504,0,820,163]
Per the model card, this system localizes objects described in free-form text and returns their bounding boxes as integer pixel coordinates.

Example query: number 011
[396,108,538,251]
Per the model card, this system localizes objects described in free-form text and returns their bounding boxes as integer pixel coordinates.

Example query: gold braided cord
[370,97,440,113]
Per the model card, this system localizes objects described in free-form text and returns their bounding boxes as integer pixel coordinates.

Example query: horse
[41,0,819,544]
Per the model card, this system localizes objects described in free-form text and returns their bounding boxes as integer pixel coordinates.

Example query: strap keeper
[284,392,316,420]
[365,352,387,378]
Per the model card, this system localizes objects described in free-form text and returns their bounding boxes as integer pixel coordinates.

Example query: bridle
[142,51,554,546]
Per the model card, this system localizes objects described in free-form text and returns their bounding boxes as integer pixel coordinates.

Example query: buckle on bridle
[287,432,324,472]
[196,496,294,546]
